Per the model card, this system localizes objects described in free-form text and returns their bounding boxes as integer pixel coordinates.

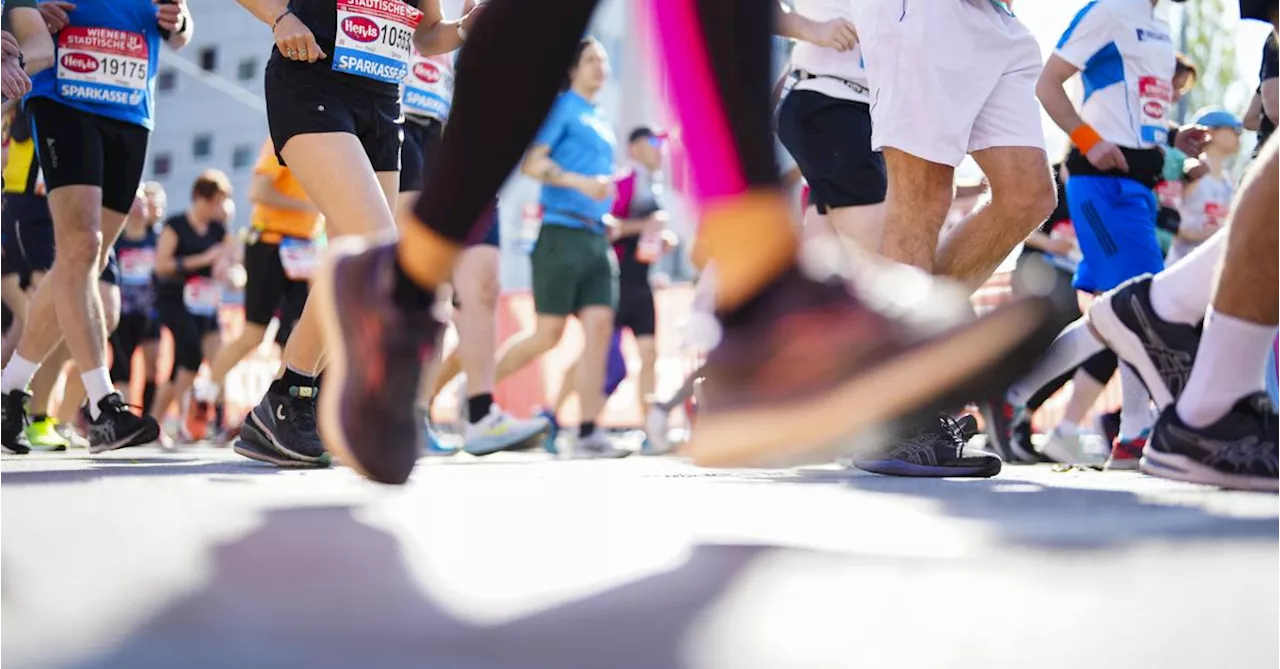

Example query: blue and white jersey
[27,0,165,130]
[789,0,869,104]
[1055,0,1176,149]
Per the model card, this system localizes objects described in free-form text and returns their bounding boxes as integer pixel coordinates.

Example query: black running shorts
[25,98,149,215]
[399,116,442,193]
[776,90,886,213]
[615,283,656,337]
[242,238,310,327]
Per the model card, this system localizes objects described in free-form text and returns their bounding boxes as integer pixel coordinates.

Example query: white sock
[1149,233,1225,326]
[1177,308,1275,428]
[195,379,221,403]
[1118,363,1153,440]
[81,367,114,420]
[1008,319,1106,406]
[1,354,41,394]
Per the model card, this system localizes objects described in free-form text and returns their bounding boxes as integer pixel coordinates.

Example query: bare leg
[877,148,954,270]
[575,306,614,426]
[635,335,658,419]
[493,315,566,384]
[554,359,579,416]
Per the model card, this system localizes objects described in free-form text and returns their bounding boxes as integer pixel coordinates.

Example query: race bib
[402,51,453,120]
[279,237,319,281]
[332,0,423,84]
[1203,202,1227,227]
[1154,180,1183,209]
[183,276,221,317]
[56,27,148,107]
[1138,76,1172,145]
[118,248,155,286]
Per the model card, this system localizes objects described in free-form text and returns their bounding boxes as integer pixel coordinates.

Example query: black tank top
[157,214,225,294]
[270,0,418,98]
[115,226,159,313]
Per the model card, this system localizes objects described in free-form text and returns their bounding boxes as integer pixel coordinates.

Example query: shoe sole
[89,420,160,454]
[463,424,552,457]
[682,299,1057,468]
[1104,458,1141,471]
[2,446,31,454]
[1039,441,1105,468]
[1087,290,1174,409]
[853,458,1001,478]
[233,433,331,469]
[246,406,327,463]
[1140,448,1279,492]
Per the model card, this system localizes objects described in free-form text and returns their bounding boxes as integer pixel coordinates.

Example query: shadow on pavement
[0,460,286,486]
[68,506,763,669]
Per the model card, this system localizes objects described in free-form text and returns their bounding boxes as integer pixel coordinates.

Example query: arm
[1243,92,1263,131]
[521,144,603,195]
[1262,77,1278,125]
[234,0,289,26]
[613,211,670,239]
[412,0,483,56]
[775,1,857,51]
[153,226,182,277]
[7,7,54,74]
[156,0,195,50]
[249,173,317,213]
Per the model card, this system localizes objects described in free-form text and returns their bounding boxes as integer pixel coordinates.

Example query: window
[153,153,172,178]
[199,46,218,72]
[157,69,176,92]
[193,134,212,159]
[232,144,255,170]
[237,57,258,81]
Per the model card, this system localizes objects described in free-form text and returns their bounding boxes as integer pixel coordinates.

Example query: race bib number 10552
[332,0,423,84]
[56,27,149,107]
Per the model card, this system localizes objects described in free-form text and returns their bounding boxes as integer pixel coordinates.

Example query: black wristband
[16,51,25,70]
[176,13,189,34]
[272,9,293,30]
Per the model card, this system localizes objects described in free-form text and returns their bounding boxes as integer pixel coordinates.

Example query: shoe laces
[938,414,967,456]
[290,392,319,436]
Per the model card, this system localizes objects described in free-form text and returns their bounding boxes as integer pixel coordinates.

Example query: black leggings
[155,294,218,380]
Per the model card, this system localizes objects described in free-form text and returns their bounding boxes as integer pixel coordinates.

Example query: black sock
[468,393,493,423]
[391,257,436,311]
[142,382,157,416]
[579,421,596,438]
[31,413,47,422]
[274,367,317,394]
[214,402,225,430]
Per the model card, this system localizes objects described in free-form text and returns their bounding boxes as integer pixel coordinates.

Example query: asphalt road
[2,445,1276,669]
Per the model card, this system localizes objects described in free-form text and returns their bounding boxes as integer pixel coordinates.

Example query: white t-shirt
[789,0,869,104]
[1169,167,1234,263]
[1054,0,1176,149]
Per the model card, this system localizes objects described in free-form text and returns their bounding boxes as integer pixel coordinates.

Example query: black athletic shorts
[275,278,307,347]
[242,237,311,327]
[25,98,149,215]
[777,90,886,213]
[399,117,443,193]
[1239,0,1276,23]
[155,292,219,376]
[109,310,161,383]
[615,282,656,338]
[3,195,53,284]
[264,62,403,172]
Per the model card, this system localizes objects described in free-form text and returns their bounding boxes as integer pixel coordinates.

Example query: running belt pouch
[1065,147,1164,189]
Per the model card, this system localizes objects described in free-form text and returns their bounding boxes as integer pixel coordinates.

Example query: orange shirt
[250,139,323,240]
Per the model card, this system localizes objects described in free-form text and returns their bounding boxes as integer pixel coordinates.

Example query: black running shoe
[955,413,979,442]
[314,238,441,484]
[87,392,160,453]
[1141,393,1278,492]
[1088,275,1200,409]
[981,400,1038,463]
[2,390,32,455]
[234,384,329,467]
[852,414,1003,478]
[684,264,1057,468]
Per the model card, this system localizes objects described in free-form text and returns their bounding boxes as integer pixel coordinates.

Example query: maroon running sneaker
[682,266,1059,467]
[314,237,442,484]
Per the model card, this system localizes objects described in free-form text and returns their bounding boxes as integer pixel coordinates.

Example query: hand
[1,30,19,58]
[1183,159,1209,182]
[1085,140,1129,172]
[808,17,857,52]
[1,58,31,100]
[1043,237,1074,256]
[155,0,187,34]
[575,174,614,202]
[39,1,76,33]
[274,13,326,62]
[1174,125,1210,156]
[460,0,486,30]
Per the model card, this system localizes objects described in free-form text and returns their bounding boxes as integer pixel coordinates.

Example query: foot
[684,268,1057,467]
[981,400,1038,464]
[314,238,440,484]
[1140,393,1278,491]
[537,408,561,455]
[1095,409,1122,447]
[185,396,213,442]
[954,413,980,442]
[87,392,161,453]
[851,414,1002,478]
[1105,432,1147,471]
[643,405,674,455]
[1088,275,1200,408]
[55,422,90,450]
[573,431,633,459]
[234,385,329,467]
[1038,428,1105,468]
[463,408,550,456]
[26,416,69,451]
[1,390,32,455]
[423,422,458,456]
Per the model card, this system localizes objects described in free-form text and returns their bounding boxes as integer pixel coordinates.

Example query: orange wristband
[1070,124,1103,155]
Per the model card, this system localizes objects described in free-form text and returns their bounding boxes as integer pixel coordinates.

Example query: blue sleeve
[1054,1,1114,69]
[533,96,569,148]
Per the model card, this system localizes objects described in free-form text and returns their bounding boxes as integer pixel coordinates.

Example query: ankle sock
[2,354,40,394]
[81,367,114,420]
[468,393,493,424]
[275,366,318,394]
[579,421,596,438]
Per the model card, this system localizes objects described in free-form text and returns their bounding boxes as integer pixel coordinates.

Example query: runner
[198,139,320,446]
[1242,33,1277,159]
[0,0,191,454]
[310,0,1058,484]
[149,170,233,442]
[230,0,435,468]
[396,0,549,458]
[1167,107,1240,264]
[110,182,165,418]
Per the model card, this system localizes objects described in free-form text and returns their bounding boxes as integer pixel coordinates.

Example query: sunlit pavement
[2,444,1276,669]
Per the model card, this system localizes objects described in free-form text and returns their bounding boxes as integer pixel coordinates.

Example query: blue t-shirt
[28,0,165,130]
[533,90,617,231]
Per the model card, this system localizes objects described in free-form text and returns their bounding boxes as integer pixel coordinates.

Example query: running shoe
[1141,393,1278,491]
[1095,409,1122,447]
[954,413,980,442]
[87,392,160,453]
[25,415,69,451]
[851,414,1002,478]
[1088,275,1200,409]
[423,423,457,456]
[1105,432,1147,471]
[980,400,1037,463]
[538,408,561,455]
[233,384,330,467]
[573,431,632,459]
[55,422,90,450]
[684,267,1057,467]
[643,405,674,455]
[1,390,32,455]
[1037,428,1105,468]
[463,407,549,456]
[185,396,214,442]
[314,238,440,484]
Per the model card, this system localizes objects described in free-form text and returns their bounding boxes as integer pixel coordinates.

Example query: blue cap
[1192,107,1242,130]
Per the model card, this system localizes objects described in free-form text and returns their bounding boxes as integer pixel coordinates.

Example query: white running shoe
[644,406,674,455]
[1038,428,1106,467]
[463,408,549,456]
[572,431,633,459]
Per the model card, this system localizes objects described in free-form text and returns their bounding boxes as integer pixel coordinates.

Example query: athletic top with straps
[277,0,423,97]
[156,214,225,294]
[788,0,869,105]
